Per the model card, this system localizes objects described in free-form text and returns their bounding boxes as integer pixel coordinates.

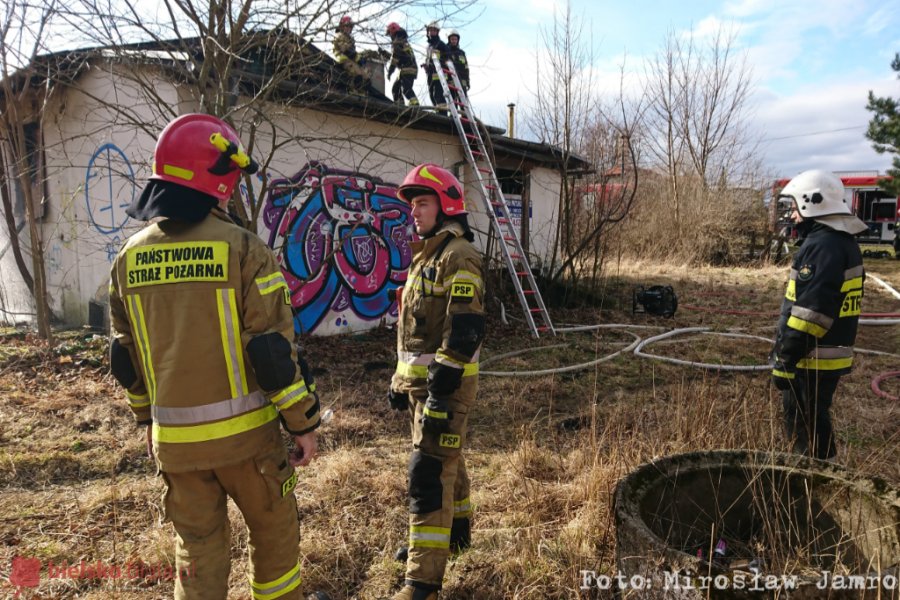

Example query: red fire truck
[771,171,899,257]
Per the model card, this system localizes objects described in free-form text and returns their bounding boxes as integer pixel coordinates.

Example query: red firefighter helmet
[340,15,353,28]
[386,22,401,36]
[150,113,254,202]
[397,163,466,215]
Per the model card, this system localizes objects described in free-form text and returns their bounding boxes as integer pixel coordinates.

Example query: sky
[388,0,900,180]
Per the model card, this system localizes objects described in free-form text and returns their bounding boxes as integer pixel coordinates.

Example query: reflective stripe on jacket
[109,209,319,472]
[391,221,484,400]
[772,222,864,377]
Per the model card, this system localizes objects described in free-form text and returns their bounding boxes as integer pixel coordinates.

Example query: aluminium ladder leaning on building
[432,56,555,338]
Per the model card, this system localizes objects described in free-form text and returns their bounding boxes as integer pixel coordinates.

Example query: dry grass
[1,259,898,599]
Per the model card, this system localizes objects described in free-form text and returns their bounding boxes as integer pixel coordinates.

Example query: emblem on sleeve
[798,265,814,281]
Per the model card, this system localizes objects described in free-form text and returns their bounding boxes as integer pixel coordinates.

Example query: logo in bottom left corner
[10,556,42,596]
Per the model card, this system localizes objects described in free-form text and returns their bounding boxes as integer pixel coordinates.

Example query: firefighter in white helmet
[770,169,866,460]
[109,113,321,599]
[422,22,450,108]
[387,164,485,600]
[445,29,469,98]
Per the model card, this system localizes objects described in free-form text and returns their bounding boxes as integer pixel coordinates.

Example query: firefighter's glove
[420,394,452,434]
[771,359,795,392]
[387,65,396,78]
[387,388,408,412]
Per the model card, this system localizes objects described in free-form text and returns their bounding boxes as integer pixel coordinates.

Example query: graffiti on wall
[85,143,134,239]
[263,162,414,334]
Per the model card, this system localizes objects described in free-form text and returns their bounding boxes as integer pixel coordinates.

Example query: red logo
[9,556,41,596]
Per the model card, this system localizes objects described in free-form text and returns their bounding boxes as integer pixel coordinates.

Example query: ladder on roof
[432,56,555,338]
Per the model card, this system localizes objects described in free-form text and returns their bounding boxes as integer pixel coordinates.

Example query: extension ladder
[432,56,555,337]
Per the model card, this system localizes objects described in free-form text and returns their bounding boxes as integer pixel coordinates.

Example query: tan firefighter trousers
[405,390,473,589]
[161,443,303,600]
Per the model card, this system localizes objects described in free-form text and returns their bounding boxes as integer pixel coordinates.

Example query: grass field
[1,258,898,599]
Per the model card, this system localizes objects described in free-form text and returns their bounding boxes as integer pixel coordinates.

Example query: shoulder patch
[798,264,814,281]
[450,281,475,302]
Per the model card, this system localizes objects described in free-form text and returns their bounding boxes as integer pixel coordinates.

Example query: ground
[1,258,898,599]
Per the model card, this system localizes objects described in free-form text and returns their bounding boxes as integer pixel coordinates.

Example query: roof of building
[5,29,591,171]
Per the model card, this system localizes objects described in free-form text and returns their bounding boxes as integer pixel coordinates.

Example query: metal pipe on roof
[507,103,515,138]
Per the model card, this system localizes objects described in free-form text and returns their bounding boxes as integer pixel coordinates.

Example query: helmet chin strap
[422,212,445,239]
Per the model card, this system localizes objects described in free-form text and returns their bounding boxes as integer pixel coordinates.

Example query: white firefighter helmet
[779,169,867,234]
[448,29,460,39]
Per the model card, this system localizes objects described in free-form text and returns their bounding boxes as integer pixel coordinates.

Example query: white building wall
[3,62,569,335]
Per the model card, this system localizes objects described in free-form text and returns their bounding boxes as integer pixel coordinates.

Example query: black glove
[387,388,408,411]
[771,358,795,392]
[387,65,396,78]
[420,394,452,434]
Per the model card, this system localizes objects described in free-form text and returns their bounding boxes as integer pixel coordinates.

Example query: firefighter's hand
[420,394,452,434]
[388,387,409,411]
[289,432,317,467]
[771,359,795,392]
[387,65,396,78]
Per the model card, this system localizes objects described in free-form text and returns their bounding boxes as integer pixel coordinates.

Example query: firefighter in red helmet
[387,164,485,600]
[109,113,321,599]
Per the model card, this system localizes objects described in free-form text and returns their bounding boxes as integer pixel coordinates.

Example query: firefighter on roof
[771,169,866,461]
[109,113,321,600]
[386,22,419,106]
[387,164,485,600]
[445,29,469,101]
[422,22,450,108]
[334,15,370,94]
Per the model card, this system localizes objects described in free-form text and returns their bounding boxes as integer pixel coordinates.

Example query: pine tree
[866,53,900,195]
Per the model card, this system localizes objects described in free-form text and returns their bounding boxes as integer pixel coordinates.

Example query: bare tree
[524,2,639,289]
[0,0,59,339]
[642,26,757,231]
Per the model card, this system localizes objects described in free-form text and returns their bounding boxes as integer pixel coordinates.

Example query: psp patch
[450,282,475,303]
[281,471,298,497]
[439,433,461,448]
[798,264,814,281]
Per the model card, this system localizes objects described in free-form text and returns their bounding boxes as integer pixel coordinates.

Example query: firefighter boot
[391,586,439,600]
[450,517,471,554]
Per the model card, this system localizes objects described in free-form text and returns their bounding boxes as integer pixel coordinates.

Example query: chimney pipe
[507,103,516,138]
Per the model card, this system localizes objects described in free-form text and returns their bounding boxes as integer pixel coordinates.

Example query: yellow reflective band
[271,380,309,411]
[410,525,451,549]
[126,390,151,408]
[446,270,483,289]
[840,276,863,292]
[839,290,862,317]
[162,164,194,181]
[217,289,249,398]
[787,315,828,338]
[423,406,448,419]
[454,497,472,516]
[436,351,465,369]
[785,279,796,302]
[396,361,478,378]
[796,357,853,371]
[154,404,278,443]
[125,241,229,288]
[127,295,157,403]
[250,561,302,600]
[772,369,795,379]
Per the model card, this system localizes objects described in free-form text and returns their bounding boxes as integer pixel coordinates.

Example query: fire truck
[770,171,899,258]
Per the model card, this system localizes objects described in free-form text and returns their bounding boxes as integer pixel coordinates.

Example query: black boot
[450,517,471,554]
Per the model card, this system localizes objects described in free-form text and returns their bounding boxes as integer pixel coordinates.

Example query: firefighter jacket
[772,222,864,380]
[109,208,320,472]
[424,37,450,79]
[389,30,418,77]
[333,31,359,64]
[391,221,485,402]
[446,46,469,90]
